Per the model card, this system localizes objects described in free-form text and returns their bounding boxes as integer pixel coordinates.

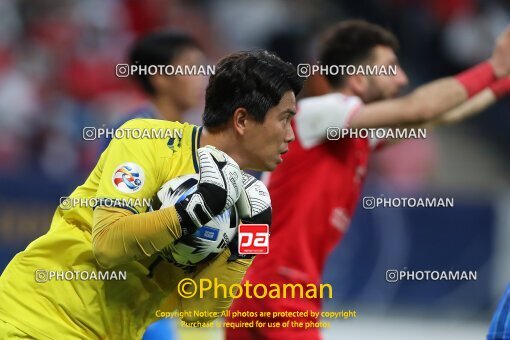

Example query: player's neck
[151,97,184,122]
[199,128,247,169]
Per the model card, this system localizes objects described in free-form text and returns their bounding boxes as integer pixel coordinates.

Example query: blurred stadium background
[1,0,510,339]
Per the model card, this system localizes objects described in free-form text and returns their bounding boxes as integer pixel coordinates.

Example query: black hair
[202,50,303,128]
[129,30,200,95]
[319,20,399,88]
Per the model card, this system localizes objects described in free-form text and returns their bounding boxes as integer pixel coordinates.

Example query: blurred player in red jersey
[226,20,510,340]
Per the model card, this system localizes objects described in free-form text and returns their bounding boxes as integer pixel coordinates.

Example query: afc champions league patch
[112,162,145,193]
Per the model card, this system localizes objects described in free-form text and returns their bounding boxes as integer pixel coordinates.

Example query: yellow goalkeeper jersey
[0,119,202,339]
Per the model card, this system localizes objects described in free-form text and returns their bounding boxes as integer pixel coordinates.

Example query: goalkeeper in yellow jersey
[0,50,303,339]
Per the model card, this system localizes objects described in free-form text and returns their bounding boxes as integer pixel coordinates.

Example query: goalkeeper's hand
[228,172,272,262]
[175,146,242,236]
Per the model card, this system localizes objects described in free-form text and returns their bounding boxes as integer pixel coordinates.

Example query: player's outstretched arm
[377,88,500,146]
[424,77,510,127]
[349,26,510,129]
[368,78,510,146]
[295,28,510,148]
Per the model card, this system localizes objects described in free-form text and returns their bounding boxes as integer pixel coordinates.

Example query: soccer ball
[151,174,239,266]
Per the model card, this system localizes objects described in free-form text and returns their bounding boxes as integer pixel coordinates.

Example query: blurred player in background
[0,51,302,339]
[101,30,207,151]
[101,30,207,340]
[227,20,510,340]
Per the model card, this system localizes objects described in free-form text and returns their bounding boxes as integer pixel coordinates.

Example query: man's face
[242,91,296,171]
[362,45,408,102]
[160,47,208,111]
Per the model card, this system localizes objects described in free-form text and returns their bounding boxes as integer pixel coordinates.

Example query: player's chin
[270,155,284,169]
[254,154,283,171]
[258,158,280,172]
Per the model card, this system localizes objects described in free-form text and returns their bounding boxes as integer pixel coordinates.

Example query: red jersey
[234,93,377,311]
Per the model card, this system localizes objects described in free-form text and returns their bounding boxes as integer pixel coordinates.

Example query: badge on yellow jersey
[112,162,145,193]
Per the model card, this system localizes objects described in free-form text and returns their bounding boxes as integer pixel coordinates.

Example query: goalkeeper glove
[175,146,243,236]
[228,172,272,261]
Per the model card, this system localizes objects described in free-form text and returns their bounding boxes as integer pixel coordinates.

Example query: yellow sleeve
[95,119,162,214]
[92,206,183,268]
[91,119,187,268]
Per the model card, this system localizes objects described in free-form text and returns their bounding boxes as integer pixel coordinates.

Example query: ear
[348,75,367,96]
[232,107,249,135]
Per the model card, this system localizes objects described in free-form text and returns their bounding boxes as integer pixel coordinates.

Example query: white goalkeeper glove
[175,146,243,235]
[236,172,272,224]
[228,171,272,261]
